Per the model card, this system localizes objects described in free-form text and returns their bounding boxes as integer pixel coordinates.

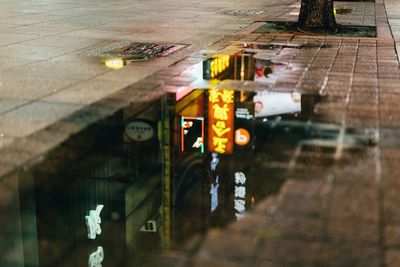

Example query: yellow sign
[208,88,234,154]
[209,55,230,79]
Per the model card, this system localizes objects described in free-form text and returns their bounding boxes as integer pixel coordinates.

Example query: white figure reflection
[210,176,220,212]
[235,172,246,185]
[85,204,104,240]
[88,246,104,267]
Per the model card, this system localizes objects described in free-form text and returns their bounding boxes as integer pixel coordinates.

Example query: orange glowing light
[208,89,234,154]
[235,128,250,146]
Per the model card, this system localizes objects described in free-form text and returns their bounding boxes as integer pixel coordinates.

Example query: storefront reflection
[3,46,323,267]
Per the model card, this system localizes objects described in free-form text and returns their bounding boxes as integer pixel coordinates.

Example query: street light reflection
[105,58,125,70]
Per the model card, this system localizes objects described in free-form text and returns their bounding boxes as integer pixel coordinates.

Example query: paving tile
[0,32,39,47]
[7,60,110,80]
[329,184,379,224]
[0,101,83,138]
[196,230,257,260]
[42,79,133,105]
[0,0,399,267]
[270,214,323,241]
[20,36,104,49]
[385,249,400,267]
[257,239,320,265]
[317,244,381,267]
[326,221,380,245]
[0,73,81,99]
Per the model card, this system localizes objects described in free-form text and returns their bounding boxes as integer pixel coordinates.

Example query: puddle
[6,43,376,267]
[178,44,301,90]
[254,21,376,38]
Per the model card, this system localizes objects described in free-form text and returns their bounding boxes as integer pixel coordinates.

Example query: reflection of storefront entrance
[170,90,208,245]
[32,102,163,267]
[168,87,257,245]
[173,154,205,243]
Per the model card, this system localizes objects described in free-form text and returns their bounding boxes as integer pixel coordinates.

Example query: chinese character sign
[88,246,104,267]
[208,89,234,154]
[234,172,247,220]
[203,55,230,80]
[85,204,104,240]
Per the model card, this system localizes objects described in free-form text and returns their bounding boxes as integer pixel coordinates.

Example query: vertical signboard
[234,172,247,220]
[232,101,255,220]
[234,102,255,151]
[181,116,205,153]
[208,89,234,154]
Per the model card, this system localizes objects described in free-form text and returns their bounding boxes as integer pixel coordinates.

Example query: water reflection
[3,43,373,267]
[10,88,323,267]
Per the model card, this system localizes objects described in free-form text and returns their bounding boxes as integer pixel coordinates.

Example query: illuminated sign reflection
[203,55,231,79]
[88,246,104,267]
[181,116,205,153]
[234,172,247,220]
[85,204,104,240]
[208,88,234,154]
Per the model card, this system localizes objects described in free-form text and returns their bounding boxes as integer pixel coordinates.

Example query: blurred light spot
[111,212,120,221]
[105,58,125,70]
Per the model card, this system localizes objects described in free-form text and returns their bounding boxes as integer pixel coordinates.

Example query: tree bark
[298,0,336,31]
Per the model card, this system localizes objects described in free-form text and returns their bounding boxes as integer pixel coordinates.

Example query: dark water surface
[2,43,374,267]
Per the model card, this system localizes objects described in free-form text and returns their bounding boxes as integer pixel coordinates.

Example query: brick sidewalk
[1,0,400,266]
[150,1,400,267]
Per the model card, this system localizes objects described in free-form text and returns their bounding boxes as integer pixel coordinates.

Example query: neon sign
[208,89,234,154]
[235,128,250,146]
[85,204,104,240]
[204,55,231,79]
[86,206,105,267]
[234,172,247,220]
[181,116,204,153]
[88,246,104,267]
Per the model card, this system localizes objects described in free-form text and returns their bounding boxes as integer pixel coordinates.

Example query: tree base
[296,24,338,34]
[253,21,376,38]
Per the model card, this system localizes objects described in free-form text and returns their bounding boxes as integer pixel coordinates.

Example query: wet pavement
[2,0,400,267]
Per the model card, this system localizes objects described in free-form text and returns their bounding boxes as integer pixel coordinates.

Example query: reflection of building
[26,102,163,267]
[10,45,325,267]
[169,86,256,234]
[202,49,291,83]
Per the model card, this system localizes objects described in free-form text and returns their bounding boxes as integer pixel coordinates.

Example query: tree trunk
[298,0,336,31]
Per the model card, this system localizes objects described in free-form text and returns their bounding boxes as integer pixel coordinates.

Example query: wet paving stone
[385,250,400,267]
[317,244,381,267]
[2,9,400,263]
